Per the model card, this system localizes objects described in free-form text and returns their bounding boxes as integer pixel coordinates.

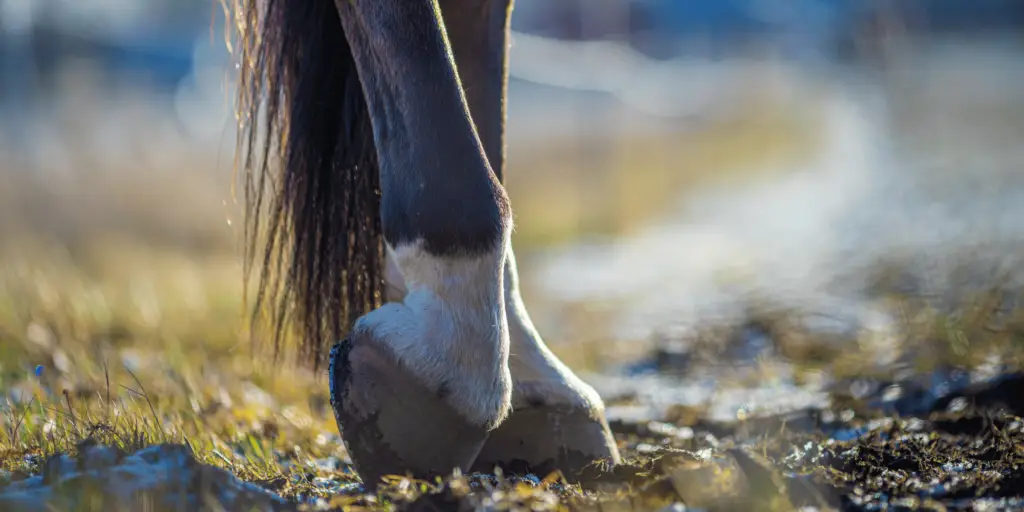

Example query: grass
[0,241,347,504]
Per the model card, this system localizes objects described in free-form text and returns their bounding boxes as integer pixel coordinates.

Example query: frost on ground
[0,442,289,512]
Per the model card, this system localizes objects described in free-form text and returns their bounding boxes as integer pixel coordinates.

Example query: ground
[4,64,1024,510]
[4,208,1024,511]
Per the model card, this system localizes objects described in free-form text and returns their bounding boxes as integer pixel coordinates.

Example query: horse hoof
[469,401,620,482]
[329,339,489,490]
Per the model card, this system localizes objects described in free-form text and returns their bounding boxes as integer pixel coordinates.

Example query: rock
[0,443,291,512]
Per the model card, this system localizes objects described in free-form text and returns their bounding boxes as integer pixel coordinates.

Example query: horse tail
[233,0,383,371]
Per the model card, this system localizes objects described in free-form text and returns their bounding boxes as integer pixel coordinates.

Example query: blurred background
[2,0,1024,415]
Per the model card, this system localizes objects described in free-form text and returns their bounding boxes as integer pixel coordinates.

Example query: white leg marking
[503,250,605,411]
[373,240,601,417]
[353,239,513,429]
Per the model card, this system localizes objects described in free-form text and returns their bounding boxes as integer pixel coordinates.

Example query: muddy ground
[5,342,1024,512]
[337,364,1024,511]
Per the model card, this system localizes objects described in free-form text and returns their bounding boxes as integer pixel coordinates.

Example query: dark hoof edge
[470,402,621,483]
[329,339,489,491]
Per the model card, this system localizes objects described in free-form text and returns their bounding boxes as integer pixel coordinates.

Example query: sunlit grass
[0,241,356,504]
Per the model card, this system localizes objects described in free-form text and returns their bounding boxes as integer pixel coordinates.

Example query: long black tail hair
[233,0,383,371]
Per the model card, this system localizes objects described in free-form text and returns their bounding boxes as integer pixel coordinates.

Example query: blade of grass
[123,366,167,443]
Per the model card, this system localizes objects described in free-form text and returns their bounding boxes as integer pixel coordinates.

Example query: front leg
[329,0,514,489]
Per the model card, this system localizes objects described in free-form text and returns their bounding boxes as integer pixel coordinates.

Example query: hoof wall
[329,339,488,490]
[470,403,620,482]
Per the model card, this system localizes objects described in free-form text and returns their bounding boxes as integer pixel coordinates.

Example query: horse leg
[438,0,621,480]
[328,0,514,489]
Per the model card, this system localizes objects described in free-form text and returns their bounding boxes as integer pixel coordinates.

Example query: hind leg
[473,252,620,479]
[438,0,621,479]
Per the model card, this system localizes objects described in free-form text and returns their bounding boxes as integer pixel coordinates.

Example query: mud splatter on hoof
[470,403,620,482]
[329,339,490,491]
